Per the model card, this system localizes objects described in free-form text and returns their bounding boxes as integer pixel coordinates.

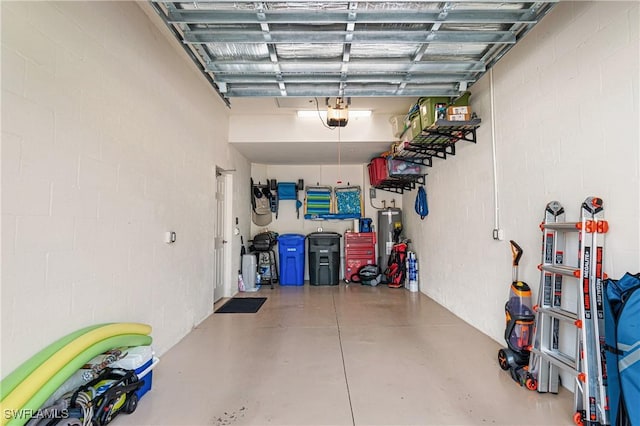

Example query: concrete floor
[117,284,574,426]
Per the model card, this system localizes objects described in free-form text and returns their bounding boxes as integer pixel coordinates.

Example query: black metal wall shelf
[375,174,426,194]
[372,118,481,194]
[410,119,481,145]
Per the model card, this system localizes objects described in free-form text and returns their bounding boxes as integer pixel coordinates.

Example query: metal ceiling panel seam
[150,1,556,104]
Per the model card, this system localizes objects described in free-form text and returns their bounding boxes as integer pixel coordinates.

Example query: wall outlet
[369,188,376,199]
[492,228,505,241]
[165,231,177,243]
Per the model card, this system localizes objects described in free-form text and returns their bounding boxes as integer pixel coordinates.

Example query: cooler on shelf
[307,232,341,285]
[344,232,376,282]
[278,234,305,286]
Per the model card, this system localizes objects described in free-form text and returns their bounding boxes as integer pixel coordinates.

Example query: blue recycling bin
[278,234,306,286]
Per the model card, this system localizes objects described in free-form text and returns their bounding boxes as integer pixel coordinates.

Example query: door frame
[214,167,234,303]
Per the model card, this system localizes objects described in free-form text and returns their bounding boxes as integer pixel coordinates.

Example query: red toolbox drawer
[344,232,376,282]
[345,232,376,246]
[347,247,375,256]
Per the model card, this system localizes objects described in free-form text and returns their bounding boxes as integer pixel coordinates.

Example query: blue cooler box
[135,357,159,399]
[278,234,305,285]
[109,346,158,400]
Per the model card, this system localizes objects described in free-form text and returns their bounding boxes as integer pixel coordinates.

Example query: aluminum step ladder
[528,197,610,426]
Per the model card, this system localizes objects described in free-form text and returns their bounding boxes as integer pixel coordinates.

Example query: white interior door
[213,169,226,303]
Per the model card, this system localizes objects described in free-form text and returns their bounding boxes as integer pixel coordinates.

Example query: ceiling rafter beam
[149,2,231,105]
[213,73,478,84]
[166,9,543,25]
[397,1,453,94]
[206,60,486,73]
[153,0,557,99]
[254,1,287,96]
[166,3,219,78]
[183,30,516,44]
[338,2,358,97]
[224,87,464,97]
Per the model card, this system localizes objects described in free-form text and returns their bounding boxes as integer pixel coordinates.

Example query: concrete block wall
[403,0,639,354]
[1,2,249,375]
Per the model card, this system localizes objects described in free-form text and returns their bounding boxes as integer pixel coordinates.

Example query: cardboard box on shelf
[447,105,472,115]
[447,113,472,121]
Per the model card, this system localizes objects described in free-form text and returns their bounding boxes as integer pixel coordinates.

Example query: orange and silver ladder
[528,200,566,395]
[528,197,609,426]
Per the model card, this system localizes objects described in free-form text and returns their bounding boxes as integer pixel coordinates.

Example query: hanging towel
[277,182,298,200]
[335,187,362,215]
[305,187,331,215]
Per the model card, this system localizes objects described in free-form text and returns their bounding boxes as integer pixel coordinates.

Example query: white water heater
[377,208,403,268]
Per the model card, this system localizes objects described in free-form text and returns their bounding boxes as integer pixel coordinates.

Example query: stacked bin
[307,232,341,286]
[278,234,305,286]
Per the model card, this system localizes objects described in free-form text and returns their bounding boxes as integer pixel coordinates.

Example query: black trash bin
[307,232,341,285]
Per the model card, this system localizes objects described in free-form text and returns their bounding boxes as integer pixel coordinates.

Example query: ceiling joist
[151,1,556,100]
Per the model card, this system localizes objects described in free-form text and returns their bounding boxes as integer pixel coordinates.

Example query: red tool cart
[344,232,376,282]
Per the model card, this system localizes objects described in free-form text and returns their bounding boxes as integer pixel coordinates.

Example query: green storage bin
[450,91,471,107]
[419,97,449,128]
[409,111,422,140]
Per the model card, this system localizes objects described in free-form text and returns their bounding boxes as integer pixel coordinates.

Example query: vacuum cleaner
[497,240,536,389]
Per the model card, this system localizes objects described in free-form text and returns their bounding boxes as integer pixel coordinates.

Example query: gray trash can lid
[306,232,341,238]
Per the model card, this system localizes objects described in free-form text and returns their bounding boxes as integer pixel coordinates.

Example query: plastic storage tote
[368,157,388,187]
[278,234,306,286]
[418,96,449,128]
[408,110,422,139]
[387,158,422,176]
[307,232,341,285]
[389,115,409,138]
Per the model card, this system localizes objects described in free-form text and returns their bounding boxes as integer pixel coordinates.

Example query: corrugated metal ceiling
[151,1,556,106]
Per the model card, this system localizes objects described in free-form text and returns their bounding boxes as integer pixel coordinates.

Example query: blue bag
[415,186,429,219]
[604,272,640,426]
